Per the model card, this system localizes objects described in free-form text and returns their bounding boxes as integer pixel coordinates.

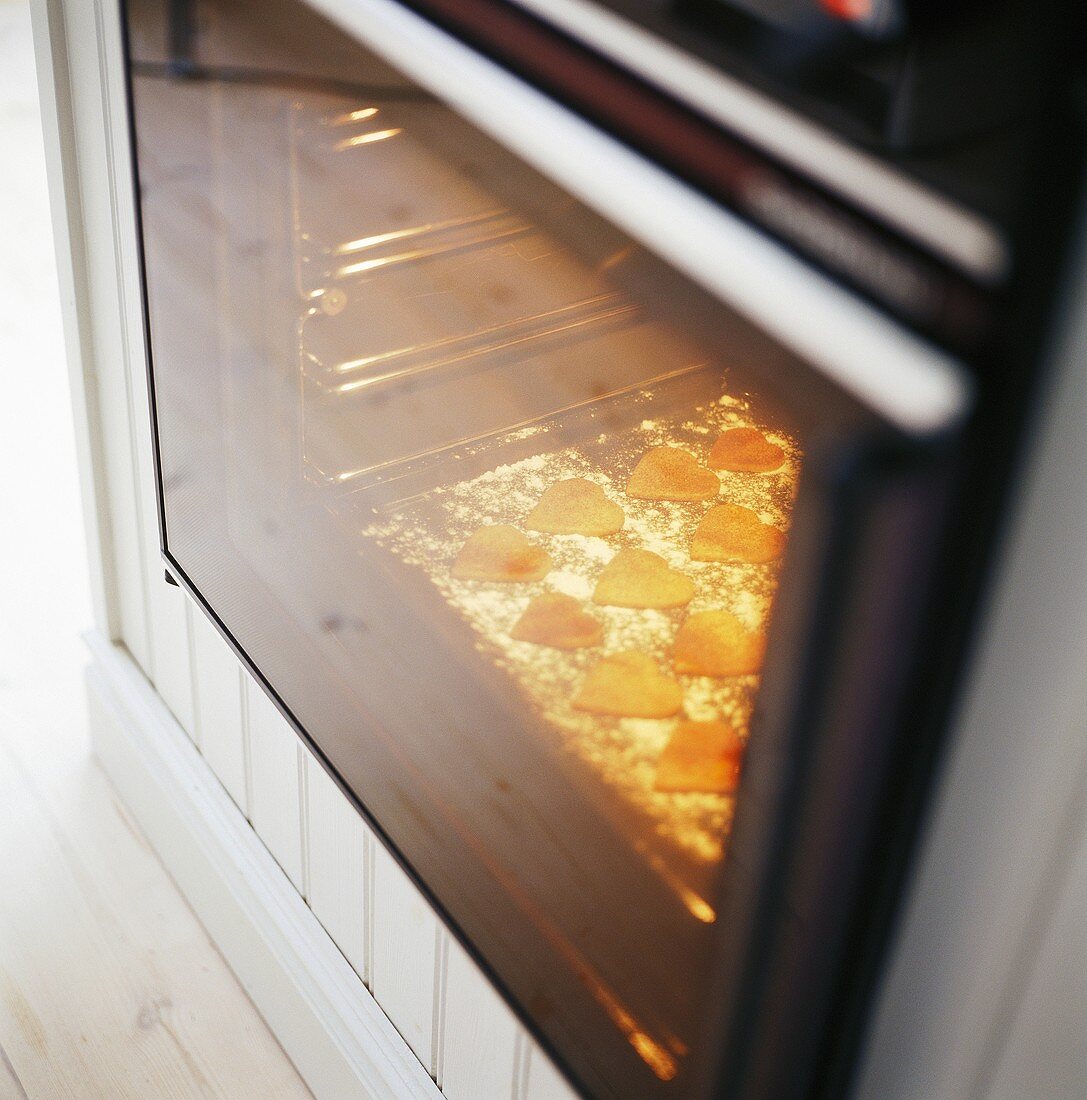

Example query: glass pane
[122,1,863,1094]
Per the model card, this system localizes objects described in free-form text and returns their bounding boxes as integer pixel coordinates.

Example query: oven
[117,0,1077,1097]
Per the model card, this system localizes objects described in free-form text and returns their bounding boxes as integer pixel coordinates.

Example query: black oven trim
[390,0,1001,358]
[115,3,981,1098]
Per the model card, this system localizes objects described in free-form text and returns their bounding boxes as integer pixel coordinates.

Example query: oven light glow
[683,894,717,925]
[635,841,717,923]
[630,1033,679,1082]
[459,820,685,1084]
[596,245,635,272]
[579,975,679,1081]
[334,228,530,278]
[334,209,516,257]
[328,106,379,125]
[333,127,403,151]
[336,248,434,277]
[335,224,435,256]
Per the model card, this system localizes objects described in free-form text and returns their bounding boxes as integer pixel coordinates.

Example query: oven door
[121,1,972,1097]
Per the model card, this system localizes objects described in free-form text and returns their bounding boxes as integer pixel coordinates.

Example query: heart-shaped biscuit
[592,548,695,609]
[451,525,552,582]
[708,427,785,473]
[626,446,719,502]
[673,610,765,677]
[511,593,603,649]
[525,478,624,536]
[573,652,683,718]
[690,503,785,564]
[654,719,745,794]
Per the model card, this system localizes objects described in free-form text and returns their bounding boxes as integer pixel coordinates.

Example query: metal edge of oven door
[232,2,977,1096]
[708,425,964,1100]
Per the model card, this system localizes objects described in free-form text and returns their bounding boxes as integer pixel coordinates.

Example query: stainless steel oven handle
[306,0,974,438]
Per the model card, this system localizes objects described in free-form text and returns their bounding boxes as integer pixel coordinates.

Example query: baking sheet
[362,383,801,873]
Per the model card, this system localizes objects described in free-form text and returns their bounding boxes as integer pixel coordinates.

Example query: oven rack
[286,84,720,505]
[301,363,715,507]
[300,291,642,397]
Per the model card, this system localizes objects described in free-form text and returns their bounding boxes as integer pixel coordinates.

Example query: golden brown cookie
[689,503,785,564]
[592,548,696,609]
[673,610,765,677]
[510,593,603,649]
[573,652,684,718]
[525,478,625,536]
[654,720,745,794]
[626,446,719,502]
[451,525,552,582]
[708,427,785,473]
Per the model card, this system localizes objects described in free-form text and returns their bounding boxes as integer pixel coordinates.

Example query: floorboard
[0,2,312,1095]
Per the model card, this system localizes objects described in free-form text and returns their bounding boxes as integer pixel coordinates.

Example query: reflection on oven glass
[292,87,802,1085]
[128,0,809,1089]
[362,399,798,881]
[290,102,799,895]
[291,95,800,930]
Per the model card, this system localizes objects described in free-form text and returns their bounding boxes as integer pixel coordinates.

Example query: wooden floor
[0,2,311,1095]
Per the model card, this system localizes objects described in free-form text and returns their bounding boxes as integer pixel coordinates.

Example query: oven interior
[125,1,890,1096]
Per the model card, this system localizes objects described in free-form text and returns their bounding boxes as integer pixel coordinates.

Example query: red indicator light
[821,0,874,20]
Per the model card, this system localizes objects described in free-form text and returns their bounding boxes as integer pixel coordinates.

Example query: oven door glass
[122,1,967,1095]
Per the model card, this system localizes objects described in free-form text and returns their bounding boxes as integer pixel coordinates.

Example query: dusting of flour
[362,389,800,867]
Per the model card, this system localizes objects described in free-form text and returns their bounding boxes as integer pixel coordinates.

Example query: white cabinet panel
[47,0,150,665]
[189,610,247,813]
[988,827,1087,1100]
[441,937,519,1100]
[372,841,440,1075]
[146,577,196,736]
[525,1043,579,1100]
[304,752,369,983]
[246,675,303,892]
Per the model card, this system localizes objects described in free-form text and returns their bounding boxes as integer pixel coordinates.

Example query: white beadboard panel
[146,576,196,736]
[441,937,520,1100]
[245,675,304,892]
[525,1043,580,1100]
[372,840,441,1075]
[86,633,444,1100]
[189,609,247,812]
[303,751,370,984]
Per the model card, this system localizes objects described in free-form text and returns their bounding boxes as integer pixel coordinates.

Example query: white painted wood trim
[29,0,118,638]
[31,0,163,673]
[85,629,443,1100]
